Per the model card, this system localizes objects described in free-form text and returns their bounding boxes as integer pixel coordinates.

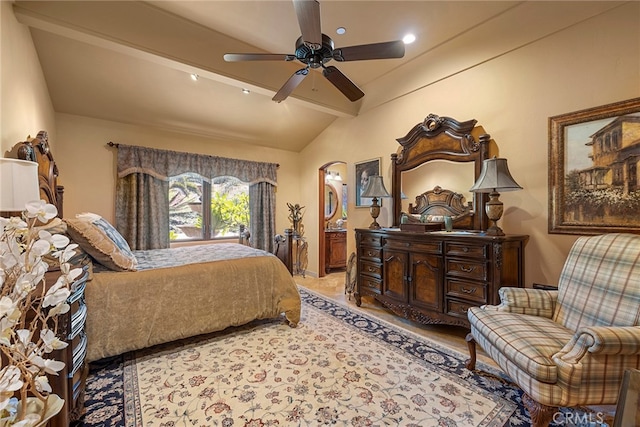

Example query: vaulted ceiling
[13,1,624,152]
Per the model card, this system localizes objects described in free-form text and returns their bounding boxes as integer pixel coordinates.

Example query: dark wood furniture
[355,114,528,327]
[324,230,346,273]
[355,228,527,327]
[47,265,90,426]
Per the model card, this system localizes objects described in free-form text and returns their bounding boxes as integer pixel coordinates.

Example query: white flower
[24,200,57,223]
[42,282,70,308]
[0,366,24,393]
[40,329,68,353]
[29,356,65,375]
[34,375,52,393]
[37,230,69,250]
[1,201,70,422]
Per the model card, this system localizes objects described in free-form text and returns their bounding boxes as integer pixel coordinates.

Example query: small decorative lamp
[361,175,391,229]
[0,158,40,216]
[469,157,522,236]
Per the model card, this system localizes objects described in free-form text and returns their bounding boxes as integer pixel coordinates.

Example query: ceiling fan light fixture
[242,88,250,94]
[403,34,416,44]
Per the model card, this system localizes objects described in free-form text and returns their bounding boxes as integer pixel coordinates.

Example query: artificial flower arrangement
[0,200,81,426]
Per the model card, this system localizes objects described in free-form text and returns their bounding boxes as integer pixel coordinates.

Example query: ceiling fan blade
[272,68,309,103]
[224,53,296,62]
[333,40,405,62]
[322,66,364,102]
[293,0,322,49]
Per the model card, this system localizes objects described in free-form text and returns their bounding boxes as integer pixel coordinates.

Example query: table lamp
[0,158,40,217]
[469,157,522,236]
[361,175,391,229]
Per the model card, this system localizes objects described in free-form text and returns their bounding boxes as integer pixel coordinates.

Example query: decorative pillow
[64,214,137,272]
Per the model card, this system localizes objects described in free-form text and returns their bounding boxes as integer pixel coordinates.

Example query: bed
[10,131,301,362]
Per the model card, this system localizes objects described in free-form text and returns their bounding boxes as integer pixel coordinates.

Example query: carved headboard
[391,114,491,230]
[6,131,64,216]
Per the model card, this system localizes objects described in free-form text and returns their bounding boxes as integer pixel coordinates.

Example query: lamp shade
[469,157,522,193]
[0,158,40,211]
[361,175,390,198]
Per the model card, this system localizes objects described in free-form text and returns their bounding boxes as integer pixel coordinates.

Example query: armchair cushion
[484,287,558,318]
[468,307,574,383]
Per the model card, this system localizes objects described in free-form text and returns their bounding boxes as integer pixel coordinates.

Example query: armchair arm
[481,287,558,318]
[555,326,640,364]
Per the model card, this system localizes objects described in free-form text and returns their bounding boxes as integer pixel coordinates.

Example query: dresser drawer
[446,259,487,281]
[360,260,382,277]
[385,239,442,254]
[446,279,487,303]
[360,246,382,260]
[359,234,383,247]
[359,275,382,294]
[445,298,477,319]
[445,242,488,259]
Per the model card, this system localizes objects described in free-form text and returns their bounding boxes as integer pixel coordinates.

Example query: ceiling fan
[223,0,405,103]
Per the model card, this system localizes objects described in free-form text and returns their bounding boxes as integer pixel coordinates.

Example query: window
[169,173,249,241]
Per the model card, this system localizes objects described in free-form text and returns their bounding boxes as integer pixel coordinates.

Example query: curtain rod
[106,141,279,168]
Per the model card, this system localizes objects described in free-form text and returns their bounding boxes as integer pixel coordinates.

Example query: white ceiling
[13,1,625,152]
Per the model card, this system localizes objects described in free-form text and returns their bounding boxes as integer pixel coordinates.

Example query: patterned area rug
[78,287,567,426]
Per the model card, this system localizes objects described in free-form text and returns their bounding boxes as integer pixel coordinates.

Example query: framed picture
[355,158,381,207]
[549,97,640,235]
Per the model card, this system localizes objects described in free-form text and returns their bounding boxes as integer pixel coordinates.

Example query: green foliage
[210,192,249,236]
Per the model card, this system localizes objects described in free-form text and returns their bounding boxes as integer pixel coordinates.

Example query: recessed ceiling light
[403,34,416,44]
[336,27,346,35]
[242,88,250,94]
[190,73,199,81]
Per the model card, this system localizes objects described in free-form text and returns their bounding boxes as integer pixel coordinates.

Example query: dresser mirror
[390,114,491,230]
[400,160,475,213]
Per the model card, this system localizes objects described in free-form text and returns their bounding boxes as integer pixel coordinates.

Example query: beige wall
[0,1,55,153]
[299,2,640,283]
[55,113,301,234]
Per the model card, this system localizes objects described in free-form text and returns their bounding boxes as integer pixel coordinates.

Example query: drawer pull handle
[460,265,475,273]
[463,247,469,252]
[367,266,375,272]
[461,287,476,294]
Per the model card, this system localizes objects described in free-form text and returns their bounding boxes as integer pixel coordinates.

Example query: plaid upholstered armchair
[465,233,640,427]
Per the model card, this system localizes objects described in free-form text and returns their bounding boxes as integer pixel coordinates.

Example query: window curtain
[114,144,278,251]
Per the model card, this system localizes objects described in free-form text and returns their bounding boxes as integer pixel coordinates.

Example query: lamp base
[484,224,505,236]
[369,197,381,230]
[484,191,505,236]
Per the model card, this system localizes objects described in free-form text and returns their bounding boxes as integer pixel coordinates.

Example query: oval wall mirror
[325,182,338,220]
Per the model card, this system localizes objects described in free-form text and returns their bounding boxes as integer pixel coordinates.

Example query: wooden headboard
[6,131,63,216]
[391,114,492,230]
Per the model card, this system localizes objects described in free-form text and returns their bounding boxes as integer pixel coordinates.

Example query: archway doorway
[318,161,346,277]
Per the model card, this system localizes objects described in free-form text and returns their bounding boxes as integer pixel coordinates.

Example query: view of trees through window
[169,173,249,241]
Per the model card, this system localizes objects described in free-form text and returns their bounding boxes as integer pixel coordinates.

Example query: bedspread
[85,244,301,362]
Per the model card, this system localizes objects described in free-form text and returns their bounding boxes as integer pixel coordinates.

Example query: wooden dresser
[324,230,347,273]
[47,264,90,426]
[355,228,528,327]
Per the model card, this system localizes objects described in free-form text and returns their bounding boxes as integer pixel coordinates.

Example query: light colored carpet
[118,287,523,426]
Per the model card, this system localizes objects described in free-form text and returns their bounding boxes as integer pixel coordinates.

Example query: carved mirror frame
[390,114,491,230]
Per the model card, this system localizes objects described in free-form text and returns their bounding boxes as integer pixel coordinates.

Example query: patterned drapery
[114,144,277,251]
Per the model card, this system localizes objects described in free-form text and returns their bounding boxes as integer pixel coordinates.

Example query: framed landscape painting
[549,97,640,235]
[355,158,381,207]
